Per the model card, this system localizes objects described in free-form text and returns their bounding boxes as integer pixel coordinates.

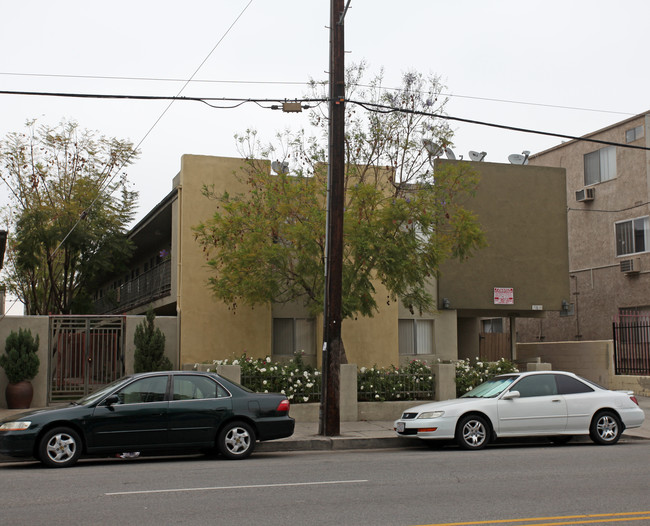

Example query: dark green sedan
[0,371,294,468]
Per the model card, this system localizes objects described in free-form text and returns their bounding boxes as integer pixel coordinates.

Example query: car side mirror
[502,390,520,400]
[104,394,120,406]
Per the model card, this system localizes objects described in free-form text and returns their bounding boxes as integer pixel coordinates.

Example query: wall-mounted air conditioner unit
[575,187,595,202]
[620,258,641,274]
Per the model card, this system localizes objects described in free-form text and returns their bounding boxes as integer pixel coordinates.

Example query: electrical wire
[347,100,650,152]
[47,0,255,259]
[0,88,645,151]
[0,71,636,116]
[568,202,650,213]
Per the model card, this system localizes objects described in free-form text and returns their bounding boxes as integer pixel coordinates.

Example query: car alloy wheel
[218,421,256,460]
[590,411,622,445]
[39,427,82,468]
[456,414,489,450]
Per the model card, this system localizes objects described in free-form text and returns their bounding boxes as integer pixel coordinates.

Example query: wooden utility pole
[321,0,346,436]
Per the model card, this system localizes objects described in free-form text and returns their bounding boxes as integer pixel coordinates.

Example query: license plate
[396,421,405,433]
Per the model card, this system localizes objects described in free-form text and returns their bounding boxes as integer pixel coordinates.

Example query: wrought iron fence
[357,369,434,401]
[613,314,650,375]
[240,367,435,403]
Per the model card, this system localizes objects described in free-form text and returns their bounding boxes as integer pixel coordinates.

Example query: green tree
[0,119,139,314]
[193,65,486,358]
[133,308,172,373]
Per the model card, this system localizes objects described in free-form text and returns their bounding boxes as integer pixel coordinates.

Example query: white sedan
[394,371,645,449]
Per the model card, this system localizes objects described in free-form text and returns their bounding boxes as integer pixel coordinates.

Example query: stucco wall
[518,114,650,343]
[438,160,570,316]
[517,340,612,387]
[177,155,273,364]
[124,315,178,373]
[0,315,178,408]
[176,155,458,369]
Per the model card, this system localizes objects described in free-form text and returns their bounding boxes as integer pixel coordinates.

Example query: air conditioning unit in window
[575,187,595,202]
[620,258,641,274]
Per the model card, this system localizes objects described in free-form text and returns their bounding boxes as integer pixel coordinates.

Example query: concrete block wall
[517,341,612,387]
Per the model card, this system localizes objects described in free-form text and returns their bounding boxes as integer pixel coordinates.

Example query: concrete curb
[257,436,422,453]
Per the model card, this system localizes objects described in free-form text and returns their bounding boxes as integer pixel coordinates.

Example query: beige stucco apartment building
[95,155,569,369]
[517,111,650,344]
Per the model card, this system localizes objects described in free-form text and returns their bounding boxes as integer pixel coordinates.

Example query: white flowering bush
[358,360,434,402]
[211,353,321,403]
[202,355,435,403]
[455,357,518,397]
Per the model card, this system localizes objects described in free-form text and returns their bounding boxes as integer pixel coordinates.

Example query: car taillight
[277,399,290,412]
[630,395,639,406]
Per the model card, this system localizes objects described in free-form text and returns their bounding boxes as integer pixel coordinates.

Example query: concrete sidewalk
[0,397,648,458]
[259,395,650,452]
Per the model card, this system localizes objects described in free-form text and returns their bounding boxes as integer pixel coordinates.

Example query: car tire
[456,414,490,450]
[589,411,622,445]
[549,435,573,445]
[38,427,82,468]
[217,421,256,460]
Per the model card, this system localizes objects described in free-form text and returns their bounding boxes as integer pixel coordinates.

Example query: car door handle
[551,399,562,403]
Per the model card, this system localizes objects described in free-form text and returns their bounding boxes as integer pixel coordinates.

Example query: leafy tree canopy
[193,63,486,320]
[0,119,139,314]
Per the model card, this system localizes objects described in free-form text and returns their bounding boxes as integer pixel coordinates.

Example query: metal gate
[48,316,126,403]
[479,332,511,362]
[613,314,650,375]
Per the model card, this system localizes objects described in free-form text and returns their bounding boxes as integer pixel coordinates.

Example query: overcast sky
[1,0,648,313]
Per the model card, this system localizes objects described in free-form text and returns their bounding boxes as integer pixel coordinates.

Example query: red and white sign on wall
[493,287,514,305]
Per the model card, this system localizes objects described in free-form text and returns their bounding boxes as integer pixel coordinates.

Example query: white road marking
[105,479,368,496]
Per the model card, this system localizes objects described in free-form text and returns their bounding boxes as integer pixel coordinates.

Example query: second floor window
[584,146,616,186]
[626,125,644,143]
[616,216,649,256]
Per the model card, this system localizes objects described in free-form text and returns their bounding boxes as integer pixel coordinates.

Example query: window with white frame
[398,319,434,355]
[616,216,649,256]
[584,146,616,186]
[272,318,316,356]
[626,125,644,143]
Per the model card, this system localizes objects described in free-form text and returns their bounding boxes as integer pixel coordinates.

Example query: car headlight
[0,421,31,431]
[417,411,444,419]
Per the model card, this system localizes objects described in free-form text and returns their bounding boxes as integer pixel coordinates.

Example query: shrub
[455,358,518,397]
[134,308,173,372]
[203,355,434,402]
[0,328,40,384]
[209,353,321,403]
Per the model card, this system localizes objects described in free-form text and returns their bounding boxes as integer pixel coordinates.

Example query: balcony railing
[94,259,172,314]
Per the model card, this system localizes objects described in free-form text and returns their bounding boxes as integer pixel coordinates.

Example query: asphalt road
[1,441,649,526]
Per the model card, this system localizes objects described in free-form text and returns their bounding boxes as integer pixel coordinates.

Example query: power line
[347,100,650,152]
[1,88,646,151]
[50,0,255,259]
[0,71,636,116]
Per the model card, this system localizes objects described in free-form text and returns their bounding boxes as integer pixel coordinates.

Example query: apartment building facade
[94,155,569,368]
[517,111,650,345]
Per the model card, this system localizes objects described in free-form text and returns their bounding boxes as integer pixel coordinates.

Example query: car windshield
[73,376,133,406]
[460,375,518,398]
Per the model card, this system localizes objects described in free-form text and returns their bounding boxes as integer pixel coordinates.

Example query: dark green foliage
[133,309,173,373]
[0,329,40,384]
[0,119,139,314]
